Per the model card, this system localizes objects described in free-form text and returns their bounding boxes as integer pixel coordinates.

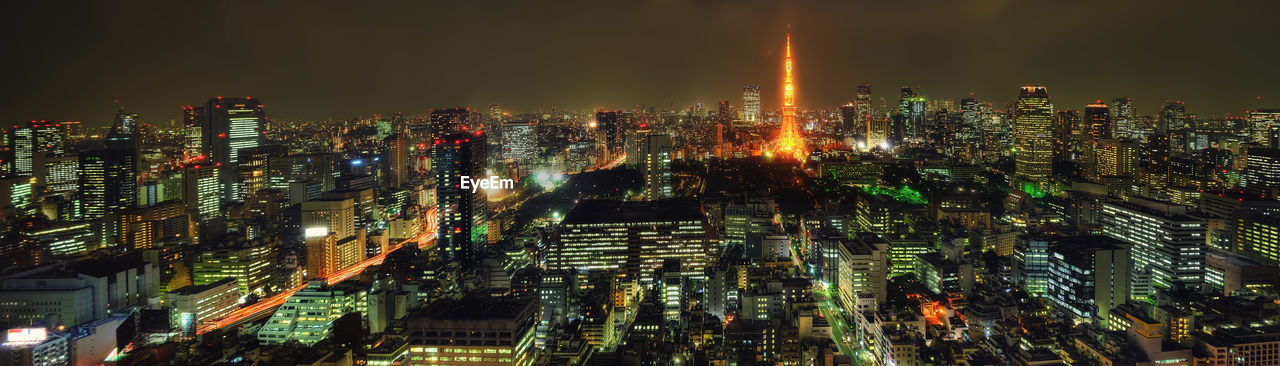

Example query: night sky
[3,1,1278,127]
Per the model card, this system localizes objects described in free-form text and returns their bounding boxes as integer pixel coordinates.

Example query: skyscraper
[434,131,487,266]
[1110,97,1135,138]
[1100,198,1205,294]
[595,110,620,154]
[385,133,409,187]
[1013,86,1054,188]
[774,31,806,160]
[181,105,205,161]
[10,121,63,175]
[1159,100,1187,132]
[1054,109,1081,161]
[183,162,221,222]
[201,97,265,201]
[501,121,536,163]
[1045,236,1131,327]
[79,148,137,221]
[898,87,927,141]
[638,134,673,200]
[1084,100,1112,141]
[742,85,761,123]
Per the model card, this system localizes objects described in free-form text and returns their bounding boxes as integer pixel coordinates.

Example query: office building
[386,133,409,187]
[1100,198,1206,293]
[403,296,537,366]
[1110,97,1135,138]
[1045,236,1131,327]
[548,200,713,281]
[165,278,239,336]
[1083,101,1111,141]
[742,85,761,123]
[836,234,888,310]
[183,162,221,222]
[435,131,487,266]
[78,148,136,220]
[634,134,672,200]
[258,281,369,346]
[193,238,275,296]
[1013,86,1054,187]
[0,328,68,366]
[1014,235,1052,297]
[500,121,536,163]
[0,257,157,329]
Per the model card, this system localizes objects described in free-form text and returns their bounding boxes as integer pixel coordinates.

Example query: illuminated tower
[1013,86,1054,188]
[775,30,806,160]
[1084,101,1112,141]
[742,86,761,123]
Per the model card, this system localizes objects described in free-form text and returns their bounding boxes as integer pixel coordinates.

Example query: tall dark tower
[1084,101,1112,141]
[594,110,619,153]
[201,97,265,201]
[434,131,487,267]
[385,133,409,188]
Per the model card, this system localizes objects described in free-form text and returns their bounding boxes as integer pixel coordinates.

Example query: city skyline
[4,1,1280,125]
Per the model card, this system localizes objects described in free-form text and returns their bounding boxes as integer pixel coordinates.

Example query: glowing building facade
[1013,86,1054,188]
[742,85,761,124]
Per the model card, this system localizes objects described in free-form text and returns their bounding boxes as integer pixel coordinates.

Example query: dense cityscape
[3,3,1280,366]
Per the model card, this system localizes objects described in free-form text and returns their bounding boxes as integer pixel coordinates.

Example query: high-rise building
[856,85,887,149]
[595,110,620,154]
[835,234,888,309]
[742,85,761,123]
[302,197,356,240]
[1100,198,1205,293]
[118,200,189,250]
[183,162,221,222]
[79,148,137,220]
[1013,86,1054,188]
[898,87,927,141]
[181,105,205,161]
[775,31,806,160]
[1110,97,1135,138]
[839,104,857,137]
[430,108,470,139]
[1089,138,1140,180]
[236,145,286,200]
[1248,109,1280,145]
[1159,100,1187,132]
[1045,236,1131,327]
[637,134,673,200]
[385,133,409,187]
[434,131,487,266]
[193,239,275,296]
[1234,215,1280,265]
[10,121,63,175]
[1084,100,1112,141]
[548,200,713,282]
[1054,109,1081,161]
[501,121,536,163]
[1243,147,1280,192]
[1014,235,1052,296]
[201,97,265,201]
[38,154,78,194]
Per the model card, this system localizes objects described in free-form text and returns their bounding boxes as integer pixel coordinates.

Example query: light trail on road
[195,207,438,335]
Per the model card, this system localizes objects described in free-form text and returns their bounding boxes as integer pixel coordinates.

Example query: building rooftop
[561,199,704,225]
[169,278,237,296]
